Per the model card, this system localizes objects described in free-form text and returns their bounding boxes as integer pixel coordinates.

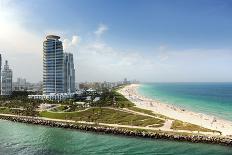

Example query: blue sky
[20,0,232,49]
[0,0,232,82]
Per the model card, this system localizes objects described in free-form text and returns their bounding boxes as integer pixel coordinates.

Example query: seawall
[0,115,231,147]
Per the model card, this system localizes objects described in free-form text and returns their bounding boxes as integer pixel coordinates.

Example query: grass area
[113,91,134,108]
[66,106,86,112]
[94,86,135,108]
[127,106,168,119]
[51,105,68,112]
[0,107,38,116]
[171,120,215,132]
[69,121,214,137]
[50,105,86,112]
[40,107,164,127]
[0,107,11,114]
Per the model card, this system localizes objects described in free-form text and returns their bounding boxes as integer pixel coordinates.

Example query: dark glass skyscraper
[64,53,75,93]
[0,54,2,93]
[43,35,64,95]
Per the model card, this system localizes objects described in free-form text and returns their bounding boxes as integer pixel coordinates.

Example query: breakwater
[0,115,231,146]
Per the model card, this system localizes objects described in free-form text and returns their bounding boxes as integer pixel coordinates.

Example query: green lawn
[40,107,164,127]
[0,107,11,114]
[0,107,38,116]
[51,105,68,112]
[127,106,168,119]
[171,120,215,132]
[113,91,134,108]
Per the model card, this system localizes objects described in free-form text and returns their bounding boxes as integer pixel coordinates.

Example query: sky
[0,0,232,83]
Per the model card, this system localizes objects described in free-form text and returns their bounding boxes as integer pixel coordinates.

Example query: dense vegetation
[92,88,134,108]
[0,91,43,116]
[0,91,75,116]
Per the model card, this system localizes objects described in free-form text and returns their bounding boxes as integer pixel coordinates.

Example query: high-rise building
[64,53,75,93]
[43,35,64,95]
[1,60,12,95]
[0,54,2,94]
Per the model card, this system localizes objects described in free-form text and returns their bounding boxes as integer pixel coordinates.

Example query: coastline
[0,114,232,146]
[118,84,232,137]
[0,84,232,147]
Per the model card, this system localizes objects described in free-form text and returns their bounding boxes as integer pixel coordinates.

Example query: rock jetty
[0,115,231,146]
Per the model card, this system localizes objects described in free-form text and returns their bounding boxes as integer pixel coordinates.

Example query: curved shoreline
[0,114,232,146]
[118,84,232,136]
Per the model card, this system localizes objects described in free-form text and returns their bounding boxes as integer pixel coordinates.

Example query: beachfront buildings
[1,60,13,95]
[43,35,64,95]
[64,53,75,93]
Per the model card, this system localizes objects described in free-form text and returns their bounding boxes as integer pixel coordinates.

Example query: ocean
[0,120,231,155]
[138,83,232,121]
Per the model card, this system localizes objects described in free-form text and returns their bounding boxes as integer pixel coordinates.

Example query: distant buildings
[1,60,13,95]
[13,78,27,91]
[78,78,139,92]
[78,79,135,91]
[17,78,27,86]
[123,78,128,84]
[12,78,42,92]
[29,81,43,92]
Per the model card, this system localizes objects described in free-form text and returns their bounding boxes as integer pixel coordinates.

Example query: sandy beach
[118,84,232,137]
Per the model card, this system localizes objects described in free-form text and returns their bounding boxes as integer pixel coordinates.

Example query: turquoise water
[0,120,232,155]
[138,83,232,121]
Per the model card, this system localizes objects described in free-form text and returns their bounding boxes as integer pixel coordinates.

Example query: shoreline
[118,84,232,137]
[0,114,232,146]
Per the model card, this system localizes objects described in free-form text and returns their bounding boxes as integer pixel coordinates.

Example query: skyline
[0,0,232,82]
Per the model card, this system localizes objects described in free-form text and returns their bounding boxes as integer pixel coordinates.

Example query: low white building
[28,93,75,101]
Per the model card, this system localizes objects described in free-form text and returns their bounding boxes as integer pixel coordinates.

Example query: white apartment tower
[43,35,64,95]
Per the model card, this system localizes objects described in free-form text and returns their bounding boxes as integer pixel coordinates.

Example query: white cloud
[75,33,232,82]
[63,35,81,50]
[94,24,108,38]
[72,35,80,45]
[74,32,170,82]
